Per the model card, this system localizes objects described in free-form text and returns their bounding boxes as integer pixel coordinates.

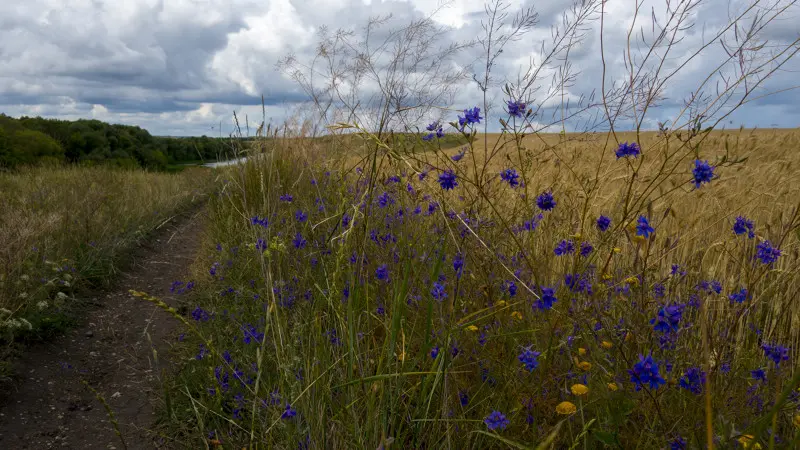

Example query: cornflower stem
[769,374,781,450]
[701,295,714,449]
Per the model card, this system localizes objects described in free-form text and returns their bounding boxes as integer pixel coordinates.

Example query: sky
[1,0,798,136]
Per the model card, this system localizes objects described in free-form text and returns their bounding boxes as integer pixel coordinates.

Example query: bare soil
[0,207,205,449]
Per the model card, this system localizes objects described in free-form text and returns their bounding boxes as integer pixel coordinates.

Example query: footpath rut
[0,207,205,449]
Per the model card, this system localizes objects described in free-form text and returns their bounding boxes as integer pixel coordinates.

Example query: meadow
[144,124,800,448]
[1,0,797,447]
[0,165,212,375]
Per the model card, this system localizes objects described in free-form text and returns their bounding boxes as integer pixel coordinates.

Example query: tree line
[0,114,236,170]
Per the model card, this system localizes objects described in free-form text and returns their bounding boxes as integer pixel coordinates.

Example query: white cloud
[0,0,797,135]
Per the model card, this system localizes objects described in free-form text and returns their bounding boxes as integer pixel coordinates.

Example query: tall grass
[150,0,800,447]
[149,125,799,448]
[0,165,213,348]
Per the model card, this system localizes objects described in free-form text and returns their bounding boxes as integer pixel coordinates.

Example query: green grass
[148,126,800,448]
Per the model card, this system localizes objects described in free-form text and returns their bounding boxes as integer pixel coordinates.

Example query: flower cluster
[615,141,641,158]
[629,353,666,391]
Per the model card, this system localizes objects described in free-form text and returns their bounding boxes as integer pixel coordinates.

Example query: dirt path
[0,207,205,449]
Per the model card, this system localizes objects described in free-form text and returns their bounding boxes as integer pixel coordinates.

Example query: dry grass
[0,165,213,317]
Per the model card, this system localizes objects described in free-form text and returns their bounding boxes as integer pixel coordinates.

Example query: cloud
[0,0,797,136]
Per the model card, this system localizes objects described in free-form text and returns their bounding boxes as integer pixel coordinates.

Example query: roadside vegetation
[144,0,800,446]
[0,165,214,378]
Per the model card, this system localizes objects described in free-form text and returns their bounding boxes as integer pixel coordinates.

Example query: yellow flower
[578,347,587,356]
[570,384,589,396]
[602,273,614,280]
[601,341,613,349]
[511,311,523,320]
[794,414,800,428]
[466,325,479,332]
[607,382,618,391]
[624,276,639,287]
[738,435,761,450]
[496,300,508,307]
[612,247,622,253]
[571,233,582,239]
[555,401,577,415]
[578,361,592,371]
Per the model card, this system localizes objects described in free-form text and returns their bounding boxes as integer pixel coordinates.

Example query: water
[203,156,248,168]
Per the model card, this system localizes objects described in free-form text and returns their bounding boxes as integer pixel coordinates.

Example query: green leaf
[472,430,532,450]
[592,430,621,447]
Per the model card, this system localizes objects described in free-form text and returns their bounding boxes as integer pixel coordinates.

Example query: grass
[0,165,214,365]
[148,125,800,448]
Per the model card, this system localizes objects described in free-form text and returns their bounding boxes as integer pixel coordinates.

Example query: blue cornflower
[423,120,445,140]
[728,288,748,304]
[458,106,483,128]
[255,238,268,252]
[459,390,469,406]
[523,213,544,231]
[295,210,307,222]
[377,191,394,208]
[222,350,233,364]
[518,347,541,371]
[629,353,666,391]
[242,324,265,344]
[376,264,389,282]
[250,215,269,228]
[615,141,641,158]
[751,368,767,382]
[438,169,458,190]
[196,343,209,360]
[342,213,351,227]
[671,264,686,277]
[418,169,428,181]
[636,215,655,238]
[430,346,440,359]
[500,168,520,187]
[192,306,211,322]
[756,240,781,265]
[679,367,706,395]
[597,215,612,231]
[453,253,464,279]
[281,403,297,419]
[506,99,527,118]
[280,194,293,202]
[431,282,447,301]
[761,343,790,367]
[554,239,575,256]
[671,436,687,450]
[535,287,557,310]
[506,281,518,297]
[452,148,467,161]
[484,410,509,431]
[292,232,306,249]
[692,160,715,188]
[580,242,594,257]
[733,216,755,238]
[651,304,684,333]
[536,191,556,211]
